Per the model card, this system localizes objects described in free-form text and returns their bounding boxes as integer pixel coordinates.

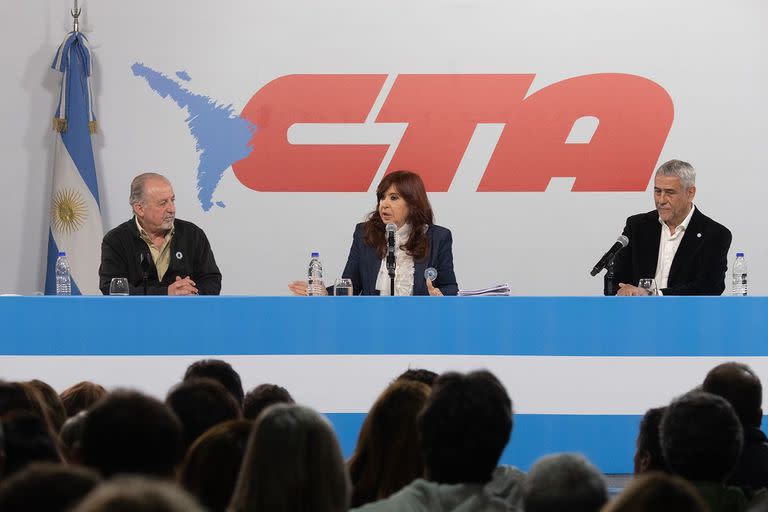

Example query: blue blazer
[338,223,459,296]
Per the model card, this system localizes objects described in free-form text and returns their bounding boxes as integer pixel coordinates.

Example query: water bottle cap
[736,252,744,257]
[311,252,319,258]
[58,251,66,257]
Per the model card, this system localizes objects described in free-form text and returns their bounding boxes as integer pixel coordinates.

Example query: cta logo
[233,74,673,192]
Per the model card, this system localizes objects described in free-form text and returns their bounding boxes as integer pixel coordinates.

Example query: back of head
[703,362,762,429]
[603,472,707,512]
[523,453,607,512]
[660,391,743,482]
[229,404,350,512]
[73,476,205,512]
[0,462,100,512]
[419,370,512,484]
[183,359,244,406]
[1,412,62,478]
[179,419,252,512]
[26,380,68,433]
[60,411,88,463]
[243,384,295,420]
[166,378,242,451]
[80,390,183,478]
[634,406,667,474]
[0,381,52,428]
[60,381,107,418]
[348,379,431,507]
[396,368,439,387]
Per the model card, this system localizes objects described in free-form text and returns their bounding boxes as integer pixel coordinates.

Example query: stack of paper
[457,284,511,296]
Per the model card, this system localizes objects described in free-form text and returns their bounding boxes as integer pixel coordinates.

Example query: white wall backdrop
[1,0,766,295]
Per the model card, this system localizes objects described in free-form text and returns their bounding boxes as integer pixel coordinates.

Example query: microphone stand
[140,252,150,296]
[387,233,396,296]
[603,257,617,296]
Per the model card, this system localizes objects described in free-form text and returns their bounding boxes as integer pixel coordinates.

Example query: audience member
[60,411,88,463]
[523,453,607,512]
[0,381,53,429]
[660,391,748,512]
[348,379,431,507]
[634,406,667,474]
[396,368,439,387]
[703,362,768,492]
[183,359,244,407]
[0,412,61,478]
[352,370,524,512]
[179,419,252,512]
[26,380,67,433]
[73,476,205,512]
[229,404,350,512]
[0,462,100,512]
[243,384,295,420]
[166,378,241,452]
[80,390,183,478]
[59,381,107,418]
[602,472,708,512]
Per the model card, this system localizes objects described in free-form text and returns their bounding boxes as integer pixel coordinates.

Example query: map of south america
[131,63,256,211]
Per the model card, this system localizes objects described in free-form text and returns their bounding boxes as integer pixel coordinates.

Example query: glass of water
[638,278,657,296]
[109,277,130,296]
[333,278,353,296]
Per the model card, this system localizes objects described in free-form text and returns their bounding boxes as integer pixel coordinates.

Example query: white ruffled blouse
[375,223,415,296]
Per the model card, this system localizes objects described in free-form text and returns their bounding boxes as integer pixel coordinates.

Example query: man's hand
[616,283,650,296]
[168,276,198,296]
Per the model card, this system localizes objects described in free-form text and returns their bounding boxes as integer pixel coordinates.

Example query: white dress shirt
[654,205,696,292]
[375,223,415,296]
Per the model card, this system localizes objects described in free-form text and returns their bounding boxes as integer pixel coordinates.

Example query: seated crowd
[0,359,767,512]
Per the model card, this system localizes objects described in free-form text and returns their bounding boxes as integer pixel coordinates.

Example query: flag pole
[71,0,80,33]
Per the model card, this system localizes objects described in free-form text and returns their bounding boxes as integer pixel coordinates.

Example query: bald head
[703,362,762,428]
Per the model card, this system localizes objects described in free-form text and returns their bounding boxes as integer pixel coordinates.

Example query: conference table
[1,295,766,473]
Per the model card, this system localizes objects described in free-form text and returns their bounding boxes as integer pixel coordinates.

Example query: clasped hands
[616,283,652,296]
[168,276,198,296]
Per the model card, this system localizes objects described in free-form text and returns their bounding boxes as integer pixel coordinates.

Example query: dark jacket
[607,207,732,295]
[339,223,458,296]
[99,218,221,295]
[728,427,768,493]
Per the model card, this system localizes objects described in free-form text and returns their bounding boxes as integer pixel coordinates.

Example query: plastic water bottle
[307,252,324,296]
[732,252,747,296]
[55,251,72,296]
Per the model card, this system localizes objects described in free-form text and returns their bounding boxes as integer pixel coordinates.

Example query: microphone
[386,223,397,296]
[590,235,629,276]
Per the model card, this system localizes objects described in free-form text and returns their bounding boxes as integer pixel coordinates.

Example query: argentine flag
[44,32,103,295]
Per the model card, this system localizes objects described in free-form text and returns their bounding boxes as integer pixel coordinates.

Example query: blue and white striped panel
[2,296,766,473]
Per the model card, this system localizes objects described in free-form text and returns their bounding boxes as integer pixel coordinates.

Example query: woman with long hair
[348,379,431,508]
[228,404,350,512]
[289,170,458,296]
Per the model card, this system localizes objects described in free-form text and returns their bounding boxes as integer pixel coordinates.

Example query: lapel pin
[697,233,702,238]
[176,251,183,260]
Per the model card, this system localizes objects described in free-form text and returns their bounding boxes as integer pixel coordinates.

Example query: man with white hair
[98,173,221,295]
[608,159,731,296]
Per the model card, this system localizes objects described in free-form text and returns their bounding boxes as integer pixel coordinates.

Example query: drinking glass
[109,277,130,296]
[333,278,353,296]
[638,278,657,296]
